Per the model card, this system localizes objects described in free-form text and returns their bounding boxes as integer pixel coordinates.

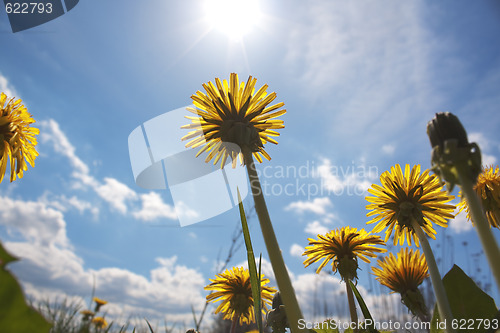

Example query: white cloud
[450,206,472,233]
[39,119,179,222]
[39,119,91,182]
[291,272,412,323]
[235,257,276,282]
[39,193,99,218]
[0,196,69,247]
[1,194,206,325]
[316,158,376,195]
[96,177,138,214]
[291,272,345,320]
[290,243,305,258]
[469,132,497,166]
[132,192,177,221]
[0,72,18,97]
[304,221,329,236]
[469,132,491,151]
[285,197,332,215]
[382,144,396,155]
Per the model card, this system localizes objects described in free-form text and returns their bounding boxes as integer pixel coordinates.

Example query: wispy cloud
[290,243,305,258]
[304,221,329,236]
[450,207,473,234]
[285,197,332,215]
[469,132,498,166]
[381,144,396,156]
[39,119,178,222]
[284,1,441,147]
[133,192,177,221]
[315,158,377,195]
[0,73,18,97]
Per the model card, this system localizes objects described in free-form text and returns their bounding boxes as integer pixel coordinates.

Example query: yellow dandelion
[80,309,95,320]
[457,165,500,229]
[181,73,286,168]
[366,164,455,246]
[205,266,276,325]
[0,92,39,183]
[372,248,429,321]
[372,248,428,294]
[302,226,386,281]
[93,297,107,306]
[91,316,108,328]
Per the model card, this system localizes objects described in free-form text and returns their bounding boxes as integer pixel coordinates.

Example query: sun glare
[204,0,262,40]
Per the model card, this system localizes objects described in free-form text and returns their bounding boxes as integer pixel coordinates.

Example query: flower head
[205,266,276,325]
[0,92,39,183]
[366,164,455,246]
[302,226,386,281]
[93,297,107,312]
[372,248,429,320]
[80,309,95,321]
[91,316,108,328]
[427,112,482,192]
[458,165,500,229]
[372,248,428,294]
[93,297,107,306]
[182,73,286,168]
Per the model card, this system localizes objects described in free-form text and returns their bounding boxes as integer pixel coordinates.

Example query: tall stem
[243,149,306,333]
[345,280,358,333]
[455,162,500,289]
[411,218,454,333]
[230,316,238,333]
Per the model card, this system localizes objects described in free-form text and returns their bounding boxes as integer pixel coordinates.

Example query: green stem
[243,149,306,333]
[411,218,455,333]
[455,161,500,289]
[345,280,358,333]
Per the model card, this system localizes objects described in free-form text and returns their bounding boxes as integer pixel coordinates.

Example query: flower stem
[243,149,306,333]
[411,218,455,333]
[230,316,238,333]
[345,280,358,333]
[455,161,500,289]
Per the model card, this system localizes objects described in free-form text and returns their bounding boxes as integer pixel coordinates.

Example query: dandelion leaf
[0,242,52,332]
[431,264,498,333]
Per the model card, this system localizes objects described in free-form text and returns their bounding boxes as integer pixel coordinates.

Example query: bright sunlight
[204,0,262,40]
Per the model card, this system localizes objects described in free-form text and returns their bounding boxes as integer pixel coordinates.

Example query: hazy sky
[1,0,499,330]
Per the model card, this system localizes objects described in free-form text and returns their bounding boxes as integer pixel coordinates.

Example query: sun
[204,0,262,40]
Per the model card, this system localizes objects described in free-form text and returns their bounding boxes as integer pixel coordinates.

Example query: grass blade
[237,188,263,332]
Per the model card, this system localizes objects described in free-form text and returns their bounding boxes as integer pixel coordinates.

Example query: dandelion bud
[427,112,469,150]
[426,112,482,192]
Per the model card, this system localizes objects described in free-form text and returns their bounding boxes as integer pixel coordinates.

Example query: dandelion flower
[372,248,429,320]
[80,309,95,320]
[302,226,386,281]
[205,266,276,325]
[372,248,428,294]
[93,297,107,312]
[366,164,455,246]
[182,73,286,168]
[0,92,39,183]
[91,316,108,328]
[458,165,500,229]
[93,297,107,306]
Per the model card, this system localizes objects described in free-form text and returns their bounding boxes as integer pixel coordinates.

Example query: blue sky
[1,0,500,330]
